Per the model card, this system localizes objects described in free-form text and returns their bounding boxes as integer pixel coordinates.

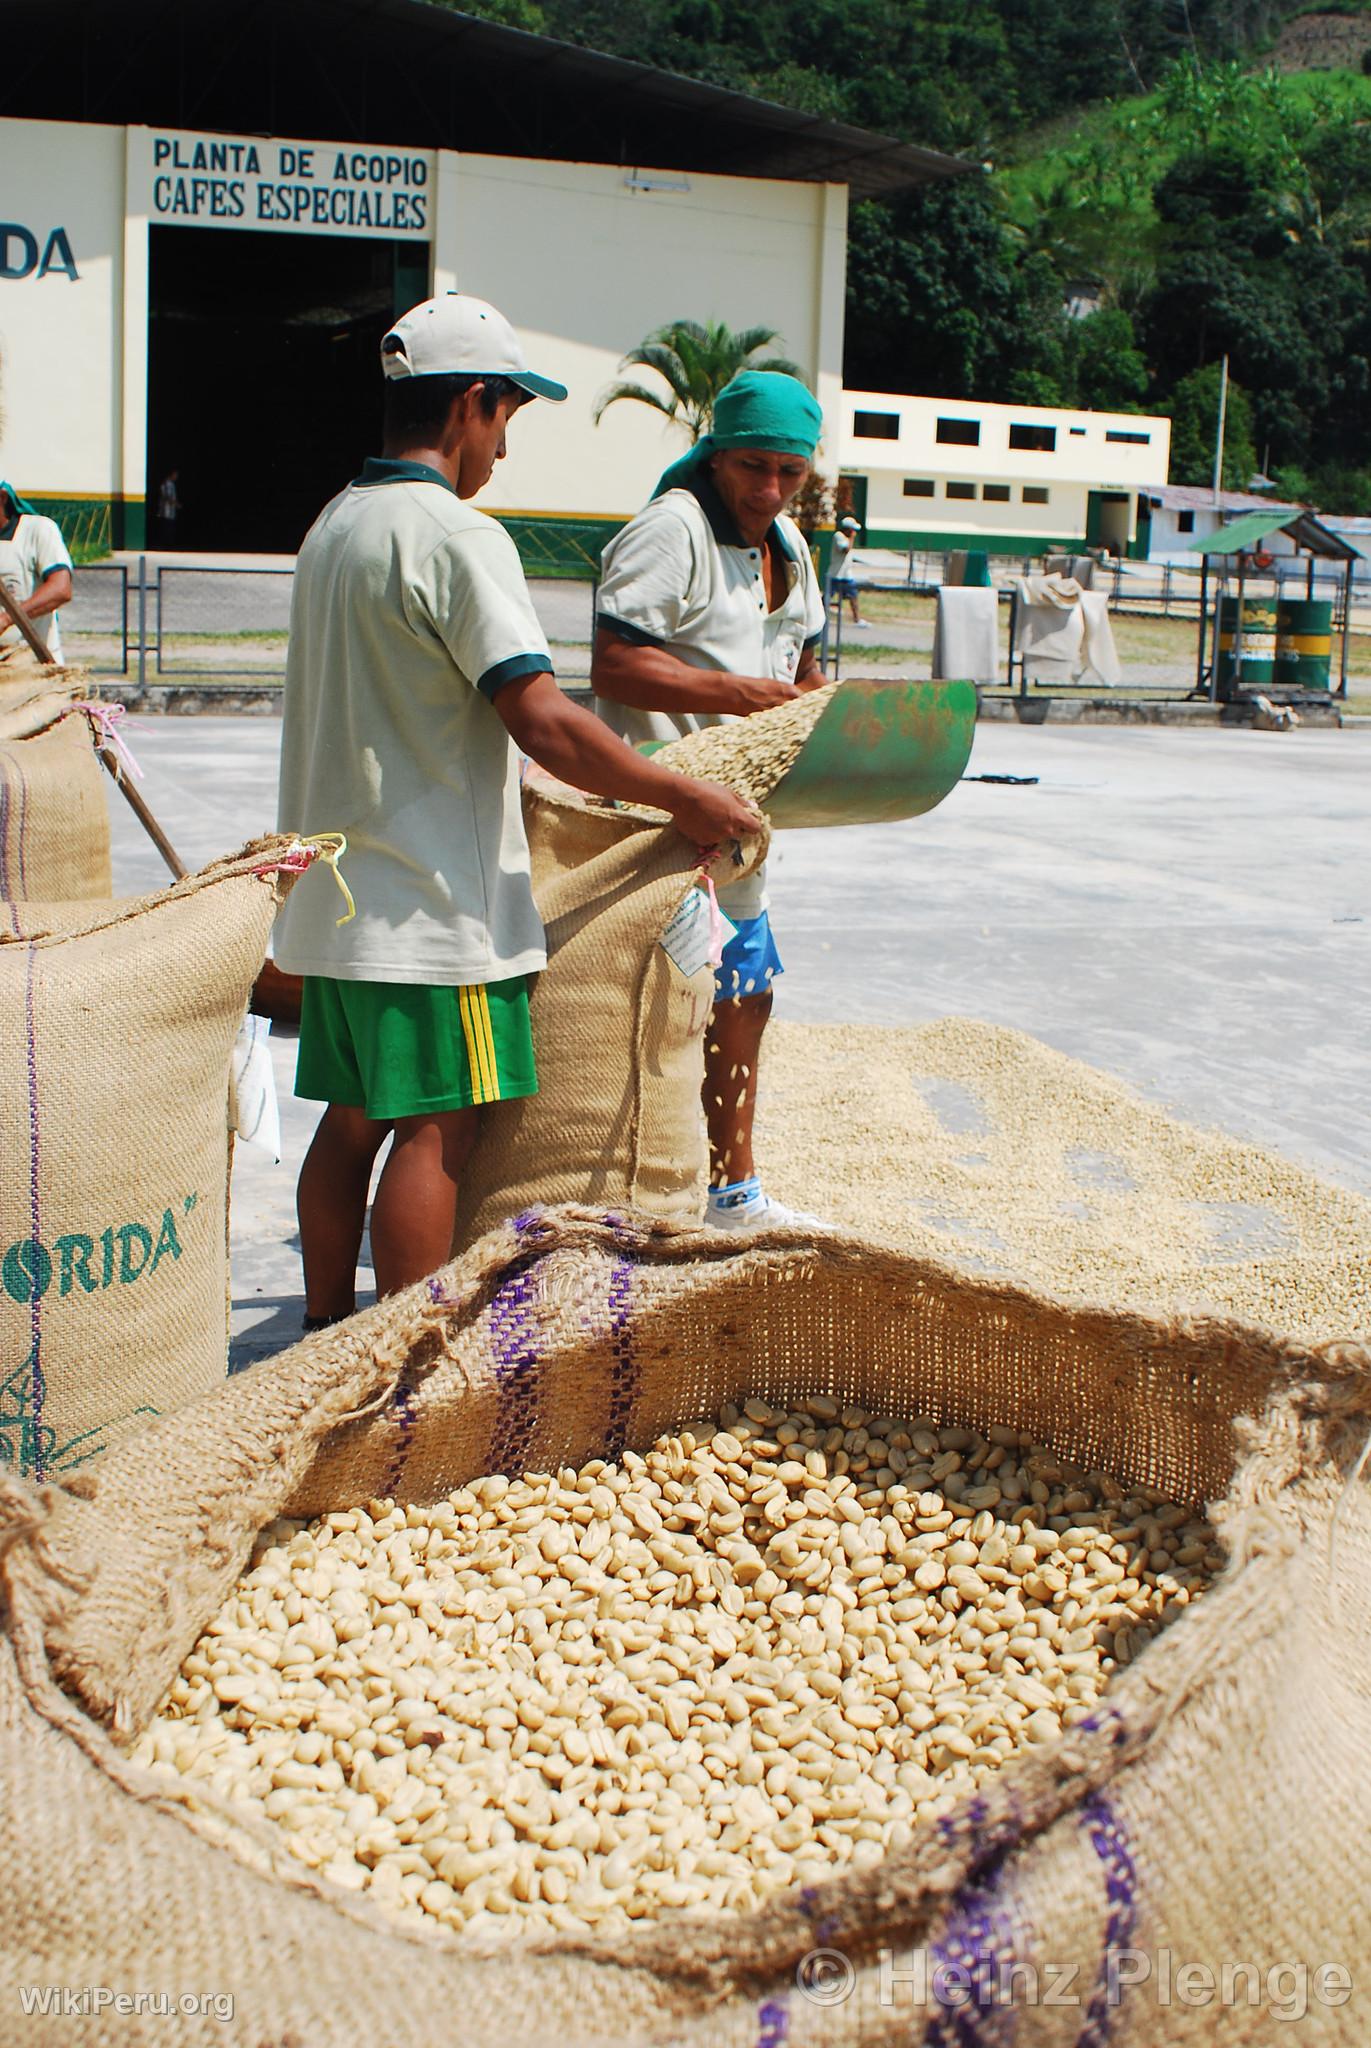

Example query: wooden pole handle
[95,742,188,881]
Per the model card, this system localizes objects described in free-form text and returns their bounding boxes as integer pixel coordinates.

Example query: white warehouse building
[836,391,1172,559]
[0,0,968,568]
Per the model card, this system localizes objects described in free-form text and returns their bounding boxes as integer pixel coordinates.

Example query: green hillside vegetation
[970,60,1371,503]
[996,65,1371,299]
[445,0,1371,507]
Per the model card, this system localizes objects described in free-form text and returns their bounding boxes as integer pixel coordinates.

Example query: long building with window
[837,391,1172,558]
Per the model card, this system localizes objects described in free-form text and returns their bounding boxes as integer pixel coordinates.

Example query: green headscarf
[651,371,822,500]
[0,481,36,519]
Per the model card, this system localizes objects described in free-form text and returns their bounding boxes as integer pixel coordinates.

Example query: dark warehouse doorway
[146,226,429,554]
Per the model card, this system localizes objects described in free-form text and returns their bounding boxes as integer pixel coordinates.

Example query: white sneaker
[705,1191,834,1233]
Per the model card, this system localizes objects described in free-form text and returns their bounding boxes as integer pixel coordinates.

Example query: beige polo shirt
[594,476,824,920]
[0,513,73,660]
[274,459,551,986]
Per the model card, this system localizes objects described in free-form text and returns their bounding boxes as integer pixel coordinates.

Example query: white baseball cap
[381,293,567,402]
[840,515,860,531]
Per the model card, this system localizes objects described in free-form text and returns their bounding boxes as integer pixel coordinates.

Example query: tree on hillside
[592,319,807,442]
[844,176,1069,400]
[450,0,1280,147]
[1067,307,1149,412]
[1143,118,1371,479]
[1162,364,1257,491]
[446,0,1371,497]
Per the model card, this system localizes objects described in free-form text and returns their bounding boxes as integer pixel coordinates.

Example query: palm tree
[593,319,808,442]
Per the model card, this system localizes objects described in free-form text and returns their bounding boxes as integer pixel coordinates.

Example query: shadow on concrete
[229,1296,308,1373]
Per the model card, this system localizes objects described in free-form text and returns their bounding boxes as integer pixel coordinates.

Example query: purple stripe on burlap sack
[797,1883,842,1948]
[23,944,47,1480]
[488,1264,542,1474]
[0,761,14,898]
[754,1999,789,2045]
[485,1213,552,1476]
[16,753,28,897]
[936,1793,1027,1864]
[1073,1794,1139,2048]
[919,1797,1023,2047]
[379,1376,421,1501]
[601,1256,637,1461]
[377,1219,556,1498]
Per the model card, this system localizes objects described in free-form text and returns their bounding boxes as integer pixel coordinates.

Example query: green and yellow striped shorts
[296,974,537,1121]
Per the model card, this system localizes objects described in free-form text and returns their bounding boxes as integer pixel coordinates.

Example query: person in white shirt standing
[0,483,74,661]
[274,294,759,1327]
[154,469,182,549]
[592,370,832,1233]
[827,513,864,626]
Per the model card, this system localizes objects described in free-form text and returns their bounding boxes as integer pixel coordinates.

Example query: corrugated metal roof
[1145,485,1281,513]
[1187,508,1359,560]
[0,0,975,200]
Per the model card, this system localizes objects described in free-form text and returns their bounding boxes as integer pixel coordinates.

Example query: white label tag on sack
[230,1014,282,1163]
[660,887,737,979]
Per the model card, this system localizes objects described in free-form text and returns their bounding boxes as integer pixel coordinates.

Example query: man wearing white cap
[275,293,759,1326]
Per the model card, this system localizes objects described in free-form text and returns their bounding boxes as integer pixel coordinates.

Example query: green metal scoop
[764,676,977,829]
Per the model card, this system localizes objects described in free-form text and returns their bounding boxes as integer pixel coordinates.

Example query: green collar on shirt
[354,456,455,493]
[0,515,17,543]
[683,470,802,562]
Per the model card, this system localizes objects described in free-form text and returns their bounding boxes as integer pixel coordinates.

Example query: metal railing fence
[50,558,600,683]
[47,551,1371,691]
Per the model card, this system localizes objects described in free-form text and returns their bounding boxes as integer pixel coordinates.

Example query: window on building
[1009,423,1057,452]
[982,483,1011,502]
[936,417,980,446]
[1069,426,1087,436]
[1022,486,1050,505]
[1106,429,1151,445]
[853,410,900,439]
[946,480,977,500]
[902,478,935,497]
[1177,509,1195,533]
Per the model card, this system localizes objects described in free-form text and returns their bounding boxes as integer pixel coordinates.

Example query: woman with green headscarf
[593,369,831,1234]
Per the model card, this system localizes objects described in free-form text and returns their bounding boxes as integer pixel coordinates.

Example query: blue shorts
[829,576,858,599]
[714,912,784,1002]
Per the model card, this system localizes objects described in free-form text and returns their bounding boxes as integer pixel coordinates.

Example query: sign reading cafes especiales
[129,126,435,239]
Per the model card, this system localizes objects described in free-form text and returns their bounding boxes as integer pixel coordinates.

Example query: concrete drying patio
[101,716,1371,1363]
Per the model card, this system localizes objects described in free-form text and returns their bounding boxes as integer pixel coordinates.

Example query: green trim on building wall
[495,513,625,581]
[119,499,147,553]
[862,526,1085,557]
[30,496,121,562]
[479,511,1099,583]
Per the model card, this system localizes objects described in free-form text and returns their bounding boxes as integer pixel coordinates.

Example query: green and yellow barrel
[1275,599,1333,692]
[1216,596,1278,698]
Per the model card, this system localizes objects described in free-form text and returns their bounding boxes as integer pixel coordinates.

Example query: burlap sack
[0,664,95,741]
[0,704,111,899]
[451,784,764,1250]
[1,1205,1366,2044]
[0,837,312,1481]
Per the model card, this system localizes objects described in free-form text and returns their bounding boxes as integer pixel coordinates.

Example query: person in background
[591,369,832,1234]
[155,468,182,549]
[274,294,760,1327]
[827,513,865,627]
[0,482,74,661]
